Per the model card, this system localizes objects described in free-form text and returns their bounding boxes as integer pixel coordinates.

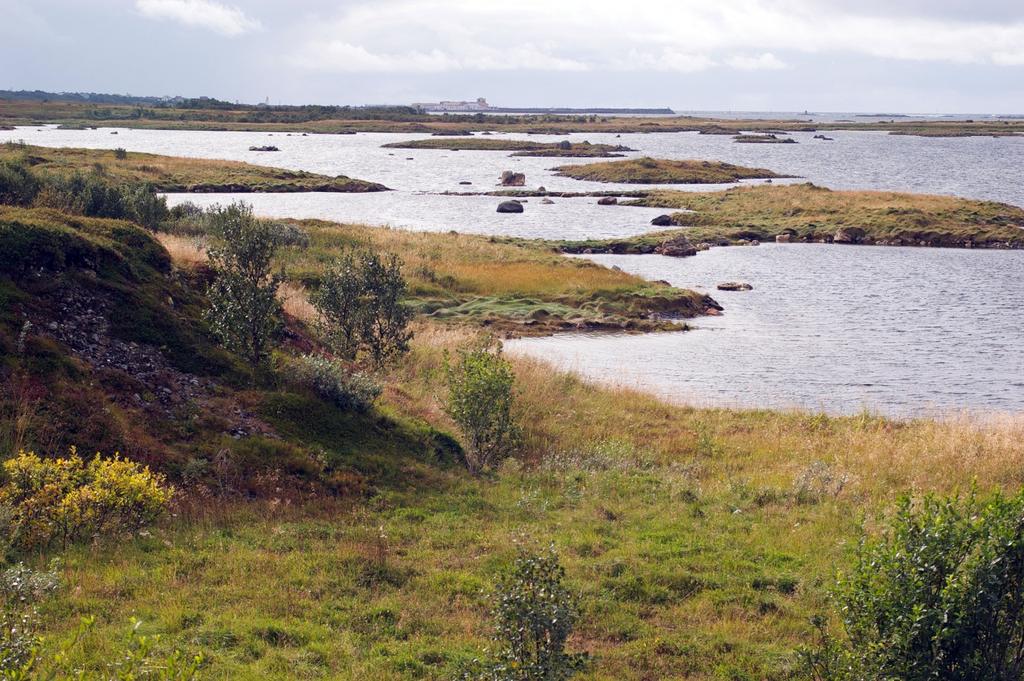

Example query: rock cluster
[499,171,526,186]
[655,235,697,257]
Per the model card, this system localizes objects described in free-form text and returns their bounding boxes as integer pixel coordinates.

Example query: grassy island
[0,143,388,193]
[161,218,719,336]
[381,138,635,157]
[556,183,1024,252]
[552,157,784,184]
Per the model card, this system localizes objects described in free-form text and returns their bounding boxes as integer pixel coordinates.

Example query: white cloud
[135,0,261,36]
[725,53,787,71]
[284,0,1024,74]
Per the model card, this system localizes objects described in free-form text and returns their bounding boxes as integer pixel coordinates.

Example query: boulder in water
[497,200,524,213]
[597,197,618,205]
[717,282,753,291]
[651,214,673,227]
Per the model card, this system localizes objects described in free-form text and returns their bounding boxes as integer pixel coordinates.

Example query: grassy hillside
[2,188,1023,679]
[25,321,1024,679]
[552,158,784,184]
[0,143,388,193]
[556,183,1024,252]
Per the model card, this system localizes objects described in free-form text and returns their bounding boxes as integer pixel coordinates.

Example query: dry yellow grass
[390,326,1024,501]
[154,232,207,267]
[0,143,385,192]
[289,221,649,298]
[277,281,318,323]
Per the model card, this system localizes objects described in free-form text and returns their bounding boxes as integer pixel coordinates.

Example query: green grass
[554,183,1024,252]
[4,204,1024,679]
[552,157,784,184]
[0,143,388,193]
[263,219,718,335]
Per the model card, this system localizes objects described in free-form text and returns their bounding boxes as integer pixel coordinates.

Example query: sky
[3,0,1024,113]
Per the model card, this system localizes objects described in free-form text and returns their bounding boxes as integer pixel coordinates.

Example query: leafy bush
[0,448,173,552]
[31,170,168,229]
[310,249,413,369]
[268,221,310,248]
[204,202,283,368]
[444,341,522,474]
[289,354,381,412]
[480,547,586,680]
[113,147,128,160]
[0,160,40,207]
[0,563,60,671]
[801,489,1024,680]
[6,616,202,680]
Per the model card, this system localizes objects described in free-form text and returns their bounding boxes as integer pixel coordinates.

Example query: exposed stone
[834,226,867,244]
[597,197,618,205]
[651,214,673,227]
[496,200,524,213]
[776,233,792,243]
[717,282,753,291]
[499,171,526,186]
[655,235,697,257]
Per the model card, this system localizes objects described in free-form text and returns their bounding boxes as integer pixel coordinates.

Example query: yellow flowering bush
[1,447,173,551]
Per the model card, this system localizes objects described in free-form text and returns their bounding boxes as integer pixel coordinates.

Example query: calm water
[6,125,1023,415]
[508,246,1024,416]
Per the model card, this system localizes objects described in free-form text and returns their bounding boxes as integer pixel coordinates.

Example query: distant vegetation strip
[554,183,1024,252]
[0,143,388,193]
[381,138,635,157]
[552,157,785,184]
[4,98,1023,136]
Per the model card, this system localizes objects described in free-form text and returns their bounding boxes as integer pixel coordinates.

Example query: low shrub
[288,354,381,413]
[444,341,521,474]
[0,562,60,671]
[0,448,173,552]
[801,488,1024,680]
[0,160,40,207]
[471,547,586,680]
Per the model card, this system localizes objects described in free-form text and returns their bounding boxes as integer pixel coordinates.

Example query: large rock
[651,214,673,227]
[496,200,524,213]
[775,233,792,243]
[717,282,753,291]
[557,140,572,150]
[597,197,618,205]
[655,235,697,257]
[833,227,866,244]
[499,171,526,186]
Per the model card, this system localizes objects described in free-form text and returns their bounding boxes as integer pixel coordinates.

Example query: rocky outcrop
[775,233,792,243]
[541,198,555,204]
[597,197,618,205]
[651,214,674,227]
[655,235,697,257]
[717,282,753,291]
[499,171,526,187]
[497,200,524,213]
[833,227,866,244]
[248,145,280,152]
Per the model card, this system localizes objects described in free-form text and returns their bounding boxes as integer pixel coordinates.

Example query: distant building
[412,97,491,113]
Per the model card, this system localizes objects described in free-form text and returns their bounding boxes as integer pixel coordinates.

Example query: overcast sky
[4,0,1024,112]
